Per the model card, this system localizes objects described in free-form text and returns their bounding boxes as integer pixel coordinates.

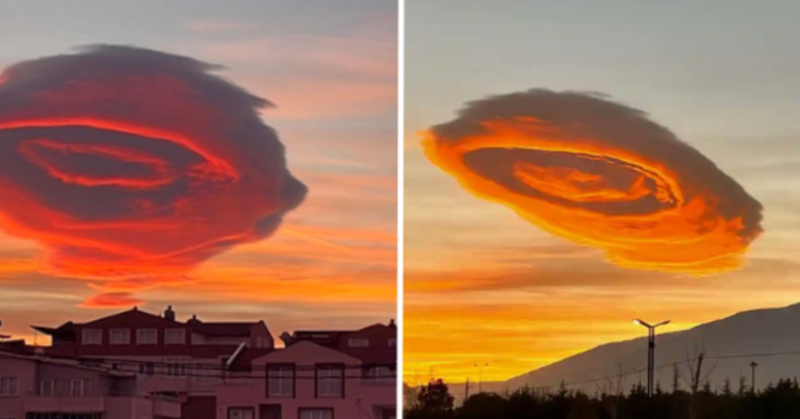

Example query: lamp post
[634,319,670,398]
[474,363,488,393]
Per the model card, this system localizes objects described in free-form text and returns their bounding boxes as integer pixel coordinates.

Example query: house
[3,307,396,419]
[0,349,182,419]
[215,339,396,419]
[32,305,274,357]
[281,320,396,364]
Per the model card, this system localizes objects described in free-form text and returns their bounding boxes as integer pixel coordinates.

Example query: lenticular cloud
[422,89,763,274]
[0,45,307,282]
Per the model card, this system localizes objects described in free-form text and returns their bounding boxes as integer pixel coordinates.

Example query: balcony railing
[23,396,106,413]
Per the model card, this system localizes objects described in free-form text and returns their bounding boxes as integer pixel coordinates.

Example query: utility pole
[648,327,654,397]
[750,362,758,393]
[474,363,488,393]
[692,354,705,395]
[634,319,670,398]
[465,378,470,400]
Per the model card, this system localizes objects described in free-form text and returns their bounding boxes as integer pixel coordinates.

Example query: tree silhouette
[404,373,800,419]
[415,379,455,418]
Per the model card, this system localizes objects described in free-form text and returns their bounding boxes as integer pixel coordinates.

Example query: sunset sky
[0,1,397,342]
[405,0,800,383]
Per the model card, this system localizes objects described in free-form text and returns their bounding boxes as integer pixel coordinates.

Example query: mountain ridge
[442,301,800,400]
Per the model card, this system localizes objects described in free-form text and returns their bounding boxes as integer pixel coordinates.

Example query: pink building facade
[217,341,395,419]
[0,349,182,419]
[0,307,396,419]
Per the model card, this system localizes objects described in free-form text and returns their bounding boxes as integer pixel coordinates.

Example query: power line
[30,353,395,372]
[122,373,396,380]
[17,353,397,381]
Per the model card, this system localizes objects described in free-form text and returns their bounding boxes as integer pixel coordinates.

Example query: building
[218,321,398,419]
[0,349,182,419]
[1,307,396,419]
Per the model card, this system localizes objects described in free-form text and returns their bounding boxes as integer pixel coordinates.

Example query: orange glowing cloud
[80,292,145,309]
[421,89,763,274]
[0,45,306,285]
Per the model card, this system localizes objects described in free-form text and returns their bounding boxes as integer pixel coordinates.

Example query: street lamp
[474,363,488,393]
[633,319,670,398]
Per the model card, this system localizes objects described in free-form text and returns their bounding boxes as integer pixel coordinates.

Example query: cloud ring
[422,89,762,274]
[0,45,307,281]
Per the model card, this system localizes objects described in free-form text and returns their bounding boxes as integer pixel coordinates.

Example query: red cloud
[80,292,144,309]
[423,89,763,274]
[0,45,306,286]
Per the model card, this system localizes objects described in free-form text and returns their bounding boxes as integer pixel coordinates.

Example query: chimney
[164,306,176,321]
[279,332,295,346]
[188,314,200,324]
[389,319,396,328]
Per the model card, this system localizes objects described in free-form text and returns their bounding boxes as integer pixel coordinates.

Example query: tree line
[404,376,800,419]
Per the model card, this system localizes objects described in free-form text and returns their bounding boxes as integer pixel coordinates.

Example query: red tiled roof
[31,322,75,336]
[0,339,35,355]
[189,321,257,337]
[285,330,350,347]
[82,308,171,327]
[32,308,265,338]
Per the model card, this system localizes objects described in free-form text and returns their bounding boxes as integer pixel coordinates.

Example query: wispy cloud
[188,32,397,120]
[184,20,257,33]
[80,292,144,308]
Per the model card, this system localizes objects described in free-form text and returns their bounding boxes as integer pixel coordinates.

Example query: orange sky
[404,0,800,385]
[405,130,800,383]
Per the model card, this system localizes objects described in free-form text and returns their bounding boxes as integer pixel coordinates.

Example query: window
[165,328,186,345]
[0,377,18,396]
[165,362,186,377]
[195,364,218,384]
[316,365,344,397]
[267,365,294,397]
[366,366,393,384]
[299,409,333,419]
[228,407,255,419]
[388,338,396,347]
[138,362,155,376]
[40,379,54,396]
[82,329,102,345]
[70,379,85,397]
[109,328,131,345]
[137,328,157,345]
[348,338,369,347]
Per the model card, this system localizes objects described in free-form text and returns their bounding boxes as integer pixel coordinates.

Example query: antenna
[226,342,247,370]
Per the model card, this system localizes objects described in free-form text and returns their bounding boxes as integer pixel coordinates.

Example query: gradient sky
[405,0,800,383]
[0,1,397,342]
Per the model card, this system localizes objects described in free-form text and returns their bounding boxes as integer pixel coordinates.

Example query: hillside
[444,302,800,400]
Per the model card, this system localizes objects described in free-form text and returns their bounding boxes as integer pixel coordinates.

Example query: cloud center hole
[463,147,677,215]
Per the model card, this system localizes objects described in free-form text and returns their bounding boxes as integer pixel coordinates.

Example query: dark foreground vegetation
[404,378,800,419]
